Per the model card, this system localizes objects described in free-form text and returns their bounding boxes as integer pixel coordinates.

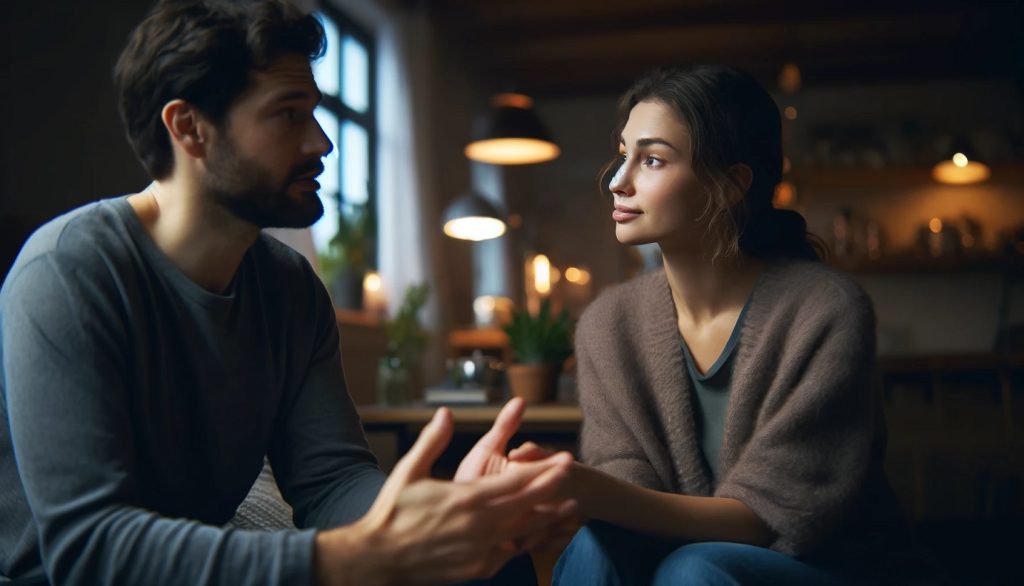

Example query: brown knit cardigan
[575,260,912,569]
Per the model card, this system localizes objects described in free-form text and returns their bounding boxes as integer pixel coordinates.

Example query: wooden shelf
[789,162,1024,191]
[829,253,1023,274]
[358,403,581,426]
[880,353,1024,375]
[335,308,382,328]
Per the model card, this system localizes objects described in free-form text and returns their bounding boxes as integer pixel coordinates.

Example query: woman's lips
[612,207,642,223]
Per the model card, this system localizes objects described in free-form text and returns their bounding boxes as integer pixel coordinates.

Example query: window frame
[316,5,378,268]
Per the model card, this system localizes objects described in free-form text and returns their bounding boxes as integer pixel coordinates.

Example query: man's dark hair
[114,0,325,179]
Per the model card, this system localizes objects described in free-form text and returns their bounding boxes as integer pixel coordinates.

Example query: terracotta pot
[506,363,559,404]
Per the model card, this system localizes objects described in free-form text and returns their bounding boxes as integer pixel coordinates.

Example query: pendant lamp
[464,93,560,165]
[932,137,991,185]
[442,192,507,241]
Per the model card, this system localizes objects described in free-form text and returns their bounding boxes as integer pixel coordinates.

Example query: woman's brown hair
[603,65,823,261]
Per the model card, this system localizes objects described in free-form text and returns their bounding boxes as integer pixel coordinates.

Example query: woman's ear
[161,99,208,159]
[729,163,753,194]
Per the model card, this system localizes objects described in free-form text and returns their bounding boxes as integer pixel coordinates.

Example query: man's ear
[161,99,209,159]
[729,163,753,195]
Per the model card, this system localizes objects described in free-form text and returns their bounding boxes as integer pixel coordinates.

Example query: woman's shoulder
[761,259,874,319]
[577,269,668,336]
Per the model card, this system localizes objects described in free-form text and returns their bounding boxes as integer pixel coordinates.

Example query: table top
[357,403,582,425]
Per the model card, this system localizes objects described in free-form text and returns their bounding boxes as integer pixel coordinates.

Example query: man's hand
[314,407,573,586]
[454,399,581,554]
[453,397,525,482]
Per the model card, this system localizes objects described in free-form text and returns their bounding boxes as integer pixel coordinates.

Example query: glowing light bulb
[533,254,551,295]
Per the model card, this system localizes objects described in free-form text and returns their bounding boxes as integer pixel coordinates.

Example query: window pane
[341,120,369,207]
[313,13,340,97]
[342,36,369,113]
[311,107,340,255]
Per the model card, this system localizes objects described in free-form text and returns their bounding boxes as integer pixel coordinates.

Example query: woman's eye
[644,155,663,167]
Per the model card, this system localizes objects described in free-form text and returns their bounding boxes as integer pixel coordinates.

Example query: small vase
[377,356,411,406]
[506,363,559,404]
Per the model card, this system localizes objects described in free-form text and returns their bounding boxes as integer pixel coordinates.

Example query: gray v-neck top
[680,300,750,482]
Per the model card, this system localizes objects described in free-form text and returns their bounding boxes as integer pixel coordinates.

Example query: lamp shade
[932,153,991,185]
[442,192,507,241]
[464,93,560,165]
[932,137,991,185]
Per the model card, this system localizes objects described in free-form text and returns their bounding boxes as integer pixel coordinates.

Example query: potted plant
[377,283,430,405]
[502,299,573,404]
[318,202,374,310]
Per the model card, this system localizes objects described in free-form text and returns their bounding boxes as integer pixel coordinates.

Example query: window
[311,8,377,266]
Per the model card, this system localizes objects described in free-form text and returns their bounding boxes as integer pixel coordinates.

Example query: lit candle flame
[533,254,551,295]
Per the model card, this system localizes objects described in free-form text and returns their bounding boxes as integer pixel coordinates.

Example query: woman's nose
[608,160,633,196]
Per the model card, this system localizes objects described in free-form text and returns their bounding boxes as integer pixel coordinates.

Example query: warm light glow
[784,106,798,120]
[773,181,797,208]
[464,138,561,165]
[474,296,496,313]
[473,295,512,326]
[533,254,552,295]
[929,218,943,234]
[778,63,802,94]
[565,267,591,285]
[782,157,792,174]
[491,93,534,109]
[363,272,382,292]
[443,216,507,241]
[932,157,991,185]
[363,271,387,316]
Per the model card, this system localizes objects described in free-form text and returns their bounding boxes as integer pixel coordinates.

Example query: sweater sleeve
[2,255,315,586]
[576,318,667,491]
[714,288,881,557]
[267,273,386,529]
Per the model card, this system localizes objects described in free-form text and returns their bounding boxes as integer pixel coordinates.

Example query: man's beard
[202,138,325,229]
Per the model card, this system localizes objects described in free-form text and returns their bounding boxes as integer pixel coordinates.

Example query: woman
[509,66,930,585]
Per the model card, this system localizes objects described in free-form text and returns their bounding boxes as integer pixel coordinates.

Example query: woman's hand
[452,399,581,553]
[314,407,575,586]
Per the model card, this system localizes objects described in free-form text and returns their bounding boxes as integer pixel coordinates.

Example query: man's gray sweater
[1,197,385,584]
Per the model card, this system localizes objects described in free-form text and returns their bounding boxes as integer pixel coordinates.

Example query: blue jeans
[554,522,868,586]
[457,553,537,586]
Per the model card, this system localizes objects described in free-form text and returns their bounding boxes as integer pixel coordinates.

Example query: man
[0,1,574,584]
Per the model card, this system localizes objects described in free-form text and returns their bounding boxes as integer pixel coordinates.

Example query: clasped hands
[315,398,579,586]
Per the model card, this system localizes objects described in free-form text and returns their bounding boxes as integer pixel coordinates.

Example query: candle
[363,272,387,317]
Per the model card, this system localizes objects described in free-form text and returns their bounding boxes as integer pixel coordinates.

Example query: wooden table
[357,403,582,473]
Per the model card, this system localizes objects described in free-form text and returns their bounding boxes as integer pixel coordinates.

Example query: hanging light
[932,152,991,185]
[932,137,990,185]
[442,192,506,241]
[464,93,560,165]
